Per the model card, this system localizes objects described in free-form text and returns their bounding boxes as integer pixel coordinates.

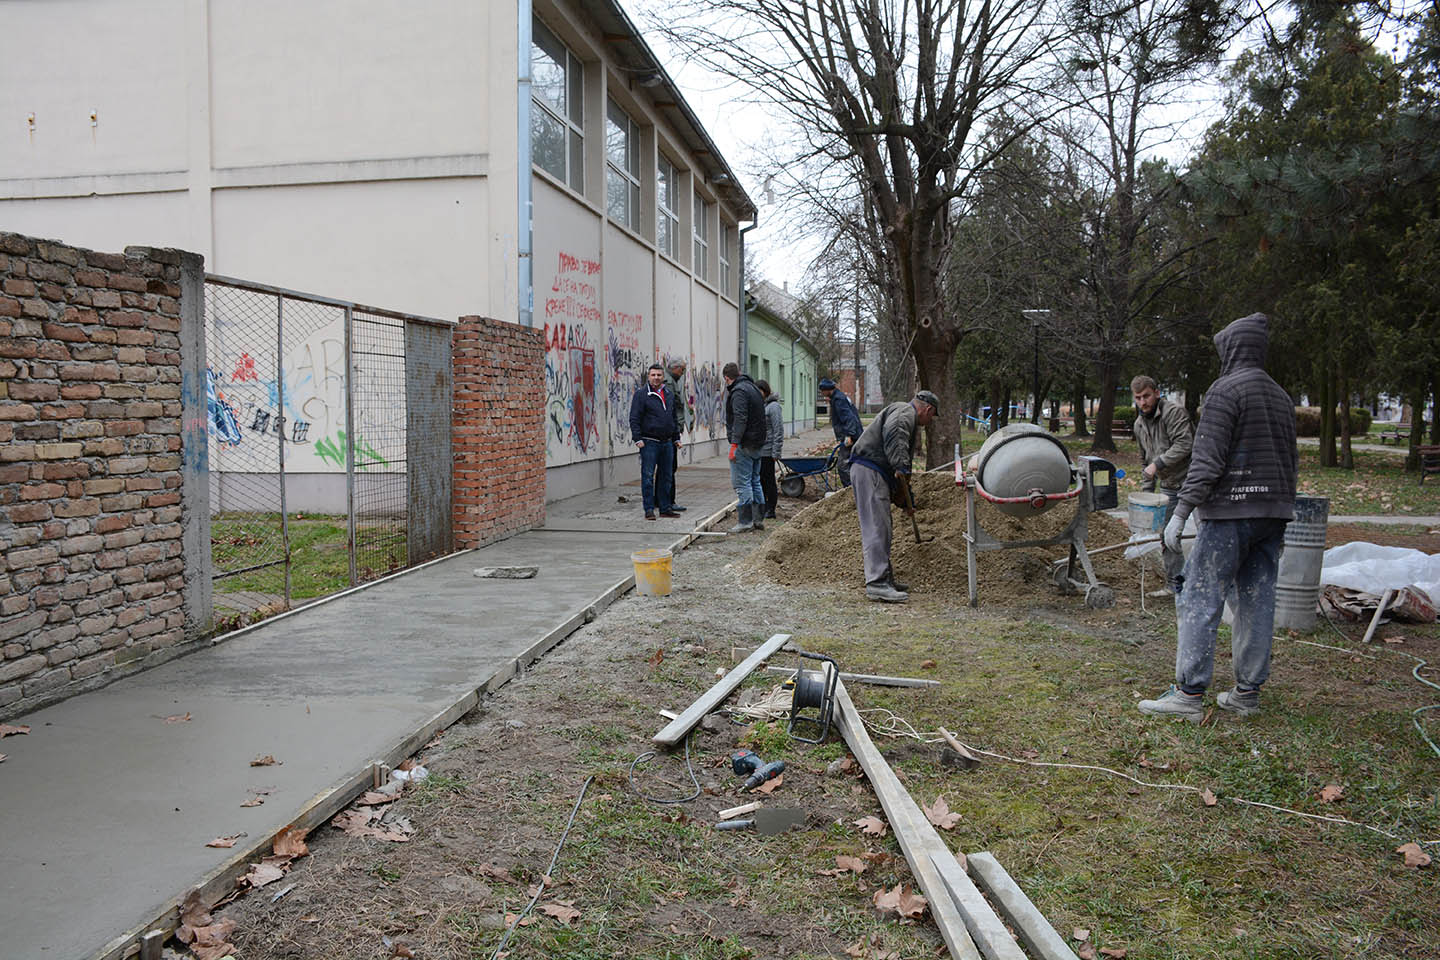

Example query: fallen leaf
[920,659,937,670]
[1100,948,1128,958]
[163,712,192,723]
[0,754,6,763]
[503,912,538,928]
[1319,784,1344,803]
[1201,788,1218,807]
[1078,944,1097,960]
[953,850,967,872]
[1137,756,1151,768]
[0,724,30,737]
[854,815,888,837]
[479,863,519,884]
[392,945,415,959]
[1396,842,1432,868]
[360,791,400,805]
[299,915,320,923]
[922,796,962,830]
[539,902,582,924]
[250,754,279,767]
[206,834,244,848]
[873,883,927,919]
[648,646,664,666]
[242,858,288,889]
[835,855,868,874]
[274,826,310,858]
[241,795,266,807]
[755,774,784,795]
[1073,928,1091,941]
[1020,749,1040,760]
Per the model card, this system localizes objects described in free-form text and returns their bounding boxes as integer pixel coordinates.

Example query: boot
[752,510,765,531]
[728,504,754,534]
[865,581,909,603]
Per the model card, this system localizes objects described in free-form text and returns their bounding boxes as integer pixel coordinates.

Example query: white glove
[1163,513,1184,553]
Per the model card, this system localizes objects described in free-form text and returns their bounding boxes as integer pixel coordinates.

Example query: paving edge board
[92,502,737,960]
[928,852,1029,960]
[966,852,1080,960]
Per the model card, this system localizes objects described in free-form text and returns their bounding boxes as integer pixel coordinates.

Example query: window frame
[605,97,641,230]
[693,190,709,280]
[531,17,584,192]
[718,222,734,295]
[657,155,680,259]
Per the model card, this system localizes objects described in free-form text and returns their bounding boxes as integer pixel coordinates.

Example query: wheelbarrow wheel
[781,476,806,498]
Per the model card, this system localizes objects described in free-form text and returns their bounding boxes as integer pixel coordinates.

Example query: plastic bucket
[1274,496,1329,632]
[1127,492,1169,535]
[631,548,673,597]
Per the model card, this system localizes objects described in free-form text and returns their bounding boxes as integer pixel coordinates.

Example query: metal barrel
[1274,495,1329,631]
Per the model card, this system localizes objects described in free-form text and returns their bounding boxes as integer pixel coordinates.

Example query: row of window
[532,17,735,293]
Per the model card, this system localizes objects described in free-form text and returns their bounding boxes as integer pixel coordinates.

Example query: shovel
[713,808,806,834]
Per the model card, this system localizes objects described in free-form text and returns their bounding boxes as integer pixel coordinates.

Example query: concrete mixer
[956,424,1119,608]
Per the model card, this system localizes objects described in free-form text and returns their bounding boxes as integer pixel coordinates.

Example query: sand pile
[744,471,1147,605]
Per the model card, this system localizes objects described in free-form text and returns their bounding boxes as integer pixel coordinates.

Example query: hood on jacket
[1215,312,1269,376]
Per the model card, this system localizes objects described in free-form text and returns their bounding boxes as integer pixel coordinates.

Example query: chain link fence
[203,276,453,633]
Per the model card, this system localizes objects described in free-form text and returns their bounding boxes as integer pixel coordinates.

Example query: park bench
[1421,445,1440,485]
[1111,419,1132,437]
[1379,422,1411,445]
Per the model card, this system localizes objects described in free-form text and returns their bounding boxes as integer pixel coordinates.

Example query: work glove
[728,443,737,461]
[1163,512,1185,553]
[894,475,915,512]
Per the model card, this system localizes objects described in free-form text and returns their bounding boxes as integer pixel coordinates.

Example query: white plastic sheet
[1320,542,1440,605]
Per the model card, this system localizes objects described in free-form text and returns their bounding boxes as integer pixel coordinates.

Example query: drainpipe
[790,335,800,437]
[517,0,534,326]
[738,219,757,365]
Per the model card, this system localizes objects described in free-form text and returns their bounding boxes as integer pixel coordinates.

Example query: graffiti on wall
[543,252,601,456]
[606,309,644,447]
[692,362,723,438]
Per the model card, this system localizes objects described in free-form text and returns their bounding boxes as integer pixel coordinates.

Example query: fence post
[277,296,291,608]
[178,251,213,638]
[345,305,357,587]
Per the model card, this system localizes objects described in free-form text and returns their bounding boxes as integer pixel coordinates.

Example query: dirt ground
[214,491,1440,960]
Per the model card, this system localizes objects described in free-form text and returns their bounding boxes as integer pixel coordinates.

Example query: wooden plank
[929,852,1029,960]
[967,852,1080,960]
[762,665,940,688]
[652,633,792,745]
[718,800,761,820]
[1360,588,1394,646]
[833,681,981,960]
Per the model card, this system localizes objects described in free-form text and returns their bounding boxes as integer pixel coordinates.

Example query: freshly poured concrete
[0,428,842,960]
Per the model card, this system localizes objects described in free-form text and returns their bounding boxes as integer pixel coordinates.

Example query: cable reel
[782,650,839,744]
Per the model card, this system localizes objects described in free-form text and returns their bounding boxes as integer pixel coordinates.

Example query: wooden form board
[652,633,791,746]
[929,852,1028,960]
[832,680,982,960]
[966,852,1080,960]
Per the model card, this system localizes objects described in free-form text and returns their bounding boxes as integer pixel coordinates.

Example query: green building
[745,281,819,436]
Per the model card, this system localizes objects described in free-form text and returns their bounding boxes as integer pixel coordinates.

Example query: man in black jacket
[723,362,768,533]
[629,364,682,521]
[1140,313,1297,723]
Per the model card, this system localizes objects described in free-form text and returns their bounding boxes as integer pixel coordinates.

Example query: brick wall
[0,233,204,717]
[452,315,545,547]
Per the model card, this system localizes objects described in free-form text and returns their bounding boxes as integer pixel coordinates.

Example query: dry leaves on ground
[206,834,244,848]
[1319,784,1344,803]
[250,754,280,767]
[755,774,784,795]
[1396,842,1432,868]
[1201,788,1218,807]
[1020,748,1040,760]
[0,723,30,737]
[922,796,962,830]
[478,862,519,884]
[846,933,900,958]
[1073,928,1090,941]
[539,901,582,924]
[163,713,191,723]
[1077,944,1097,960]
[274,826,309,858]
[331,808,413,842]
[240,795,265,807]
[872,883,927,920]
[920,660,937,670]
[504,912,539,928]
[177,891,238,960]
[854,815,888,837]
[648,647,664,667]
[819,854,869,877]
[1100,947,1129,958]
[241,857,290,890]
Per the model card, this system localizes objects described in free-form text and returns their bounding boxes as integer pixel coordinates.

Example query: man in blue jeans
[1139,313,1297,723]
[722,361,768,533]
[629,364,682,521]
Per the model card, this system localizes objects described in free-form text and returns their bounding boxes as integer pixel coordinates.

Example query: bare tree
[656,0,1063,465]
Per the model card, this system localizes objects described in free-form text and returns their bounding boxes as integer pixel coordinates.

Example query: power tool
[730,749,784,791]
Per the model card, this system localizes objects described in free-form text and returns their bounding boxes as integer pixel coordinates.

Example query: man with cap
[662,358,692,512]
[848,391,939,602]
[819,378,863,487]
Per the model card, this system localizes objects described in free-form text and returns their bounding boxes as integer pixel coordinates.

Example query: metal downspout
[738,219,757,365]
[790,335,800,436]
[517,0,534,326]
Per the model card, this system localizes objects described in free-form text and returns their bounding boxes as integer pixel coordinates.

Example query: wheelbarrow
[778,444,844,498]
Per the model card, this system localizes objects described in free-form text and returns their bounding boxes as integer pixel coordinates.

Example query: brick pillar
[451,316,545,548]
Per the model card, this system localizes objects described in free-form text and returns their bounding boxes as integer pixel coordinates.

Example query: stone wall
[452,315,546,547]
[0,233,205,717]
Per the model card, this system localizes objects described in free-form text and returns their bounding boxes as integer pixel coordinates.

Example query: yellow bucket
[631,548,673,597]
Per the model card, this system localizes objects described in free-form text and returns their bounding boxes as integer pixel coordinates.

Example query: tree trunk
[1431,372,1440,444]
[1049,396,1061,433]
[1318,368,1337,468]
[913,332,964,468]
[988,376,1004,433]
[1001,387,1013,427]
[1072,378,1089,437]
[1091,362,1119,452]
[1339,371,1353,470]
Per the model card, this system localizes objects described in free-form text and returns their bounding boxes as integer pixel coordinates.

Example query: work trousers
[639,440,675,514]
[660,443,680,507]
[730,445,764,506]
[852,462,893,587]
[759,457,778,517]
[837,442,853,488]
[1159,487,1184,589]
[1175,517,1287,694]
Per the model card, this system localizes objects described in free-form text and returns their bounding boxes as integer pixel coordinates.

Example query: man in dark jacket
[1140,313,1297,723]
[819,378,862,487]
[849,391,938,602]
[1131,374,1194,594]
[629,364,682,521]
[723,362,768,533]
[661,358,691,513]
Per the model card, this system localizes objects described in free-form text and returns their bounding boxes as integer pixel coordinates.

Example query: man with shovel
[848,391,939,603]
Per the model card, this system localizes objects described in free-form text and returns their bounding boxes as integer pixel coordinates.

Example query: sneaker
[1137,685,1204,724]
[1216,688,1260,717]
[645,512,657,521]
[866,582,909,603]
[659,511,681,519]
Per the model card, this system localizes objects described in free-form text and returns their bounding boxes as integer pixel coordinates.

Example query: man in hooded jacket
[1140,313,1297,723]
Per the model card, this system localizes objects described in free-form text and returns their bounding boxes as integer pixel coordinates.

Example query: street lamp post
[1021,309,1051,426]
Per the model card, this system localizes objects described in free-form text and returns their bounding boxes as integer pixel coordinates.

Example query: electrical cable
[628,730,702,804]
[488,774,594,960]
[1319,608,1440,760]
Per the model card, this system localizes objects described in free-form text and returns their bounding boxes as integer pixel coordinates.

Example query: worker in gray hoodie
[1140,313,1297,723]
[1131,374,1194,594]
[758,381,784,519]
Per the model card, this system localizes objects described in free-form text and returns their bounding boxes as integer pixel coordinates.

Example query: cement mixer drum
[972,423,1072,517]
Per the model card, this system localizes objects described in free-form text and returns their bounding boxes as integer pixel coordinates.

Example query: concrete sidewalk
[0,429,832,960]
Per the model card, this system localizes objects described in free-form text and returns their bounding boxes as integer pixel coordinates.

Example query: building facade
[0,0,754,501]
[744,282,819,436]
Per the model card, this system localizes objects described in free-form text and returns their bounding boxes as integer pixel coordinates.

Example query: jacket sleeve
[732,386,754,443]
[839,398,862,439]
[1175,391,1237,521]
[629,390,643,444]
[1156,403,1194,470]
[671,388,683,438]
[883,406,916,475]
